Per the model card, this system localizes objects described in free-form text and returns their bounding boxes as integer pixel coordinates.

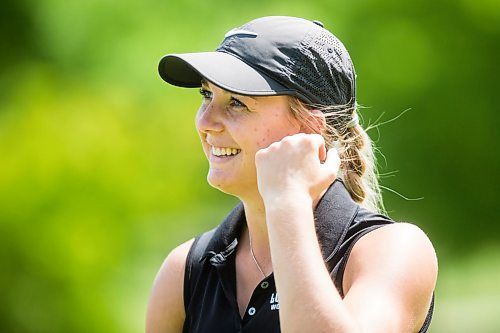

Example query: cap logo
[224,28,258,39]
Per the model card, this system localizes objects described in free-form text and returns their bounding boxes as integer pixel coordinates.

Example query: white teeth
[211,146,240,156]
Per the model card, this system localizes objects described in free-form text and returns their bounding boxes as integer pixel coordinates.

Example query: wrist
[263,191,315,230]
[262,189,313,211]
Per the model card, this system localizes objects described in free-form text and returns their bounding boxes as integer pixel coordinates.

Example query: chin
[206,173,248,198]
[207,172,232,193]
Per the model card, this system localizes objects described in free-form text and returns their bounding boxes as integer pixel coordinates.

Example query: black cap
[158,16,356,106]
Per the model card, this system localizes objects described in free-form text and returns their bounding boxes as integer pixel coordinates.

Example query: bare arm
[146,239,194,333]
[267,201,437,333]
[342,223,437,332]
[256,133,437,333]
[265,193,360,332]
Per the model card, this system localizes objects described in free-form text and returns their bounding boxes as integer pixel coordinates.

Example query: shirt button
[260,281,269,289]
[248,307,256,316]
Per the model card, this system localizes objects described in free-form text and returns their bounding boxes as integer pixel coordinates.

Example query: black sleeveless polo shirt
[182,180,434,332]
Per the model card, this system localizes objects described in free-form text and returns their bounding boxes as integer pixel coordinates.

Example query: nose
[196,100,225,134]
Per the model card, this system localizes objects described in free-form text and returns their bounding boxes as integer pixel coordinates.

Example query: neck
[234,183,329,274]
[239,195,272,275]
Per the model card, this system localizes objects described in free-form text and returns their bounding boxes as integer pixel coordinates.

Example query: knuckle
[255,149,263,156]
[267,141,281,151]
[255,148,267,160]
[303,136,319,149]
[279,137,294,149]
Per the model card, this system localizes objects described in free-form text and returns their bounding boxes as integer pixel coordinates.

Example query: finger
[318,141,327,163]
[305,134,326,161]
[323,147,341,173]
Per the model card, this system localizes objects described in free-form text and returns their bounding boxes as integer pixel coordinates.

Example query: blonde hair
[288,97,385,214]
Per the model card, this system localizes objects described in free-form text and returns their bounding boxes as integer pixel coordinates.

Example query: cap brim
[158,51,295,97]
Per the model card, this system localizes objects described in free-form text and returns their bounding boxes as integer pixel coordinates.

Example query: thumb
[323,148,341,175]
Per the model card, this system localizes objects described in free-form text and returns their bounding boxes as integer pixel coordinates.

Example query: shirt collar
[203,179,359,265]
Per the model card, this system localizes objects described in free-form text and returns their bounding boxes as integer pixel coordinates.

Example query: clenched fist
[255,133,340,206]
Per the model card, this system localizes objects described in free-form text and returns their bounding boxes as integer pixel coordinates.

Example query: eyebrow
[200,79,257,101]
[234,93,257,102]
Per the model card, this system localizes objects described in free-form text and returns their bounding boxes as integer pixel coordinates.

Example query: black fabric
[182,180,433,332]
[183,228,216,312]
[159,16,356,107]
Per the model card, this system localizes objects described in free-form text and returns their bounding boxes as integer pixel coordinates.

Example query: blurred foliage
[0,0,498,332]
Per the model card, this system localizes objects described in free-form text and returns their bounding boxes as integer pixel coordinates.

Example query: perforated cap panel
[160,16,356,107]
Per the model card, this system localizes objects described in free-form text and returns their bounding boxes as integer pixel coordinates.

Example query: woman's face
[196,80,301,199]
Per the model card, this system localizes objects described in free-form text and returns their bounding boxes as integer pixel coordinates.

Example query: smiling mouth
[211,146,241,157]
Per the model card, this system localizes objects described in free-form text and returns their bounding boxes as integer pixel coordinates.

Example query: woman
[147,16,437,333]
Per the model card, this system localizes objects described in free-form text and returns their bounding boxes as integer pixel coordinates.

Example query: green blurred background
[1,0,499,332]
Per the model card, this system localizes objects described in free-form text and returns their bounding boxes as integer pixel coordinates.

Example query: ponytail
[288,97,385,213]
[342,124,384,213]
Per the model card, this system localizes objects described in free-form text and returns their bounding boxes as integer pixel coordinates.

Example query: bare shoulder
[348,222,437,272]
[146,238,195,333]
[343,223,438,332]
[344,222,438,279]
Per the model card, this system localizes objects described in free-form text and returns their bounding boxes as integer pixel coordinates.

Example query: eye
[229,96,248,110]
[199,88,212,100]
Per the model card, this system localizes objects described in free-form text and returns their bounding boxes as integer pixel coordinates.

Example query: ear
[300,108,326,134]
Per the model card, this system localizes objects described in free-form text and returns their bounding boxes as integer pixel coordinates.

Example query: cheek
[257,121,300,148]
[251,127,273,148]
[253,127,293,149]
